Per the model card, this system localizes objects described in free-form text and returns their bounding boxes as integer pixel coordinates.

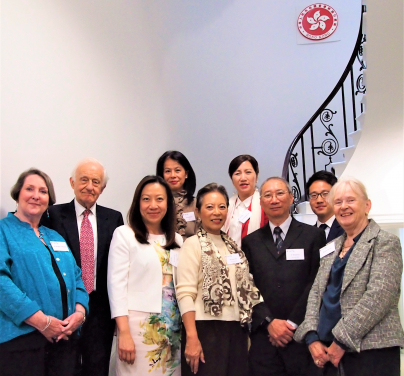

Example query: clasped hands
[45,311,84,342]
[308,340,345,368]
[267,319,295,347]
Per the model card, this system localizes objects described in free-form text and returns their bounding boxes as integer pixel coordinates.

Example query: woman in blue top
[0,168,89,376]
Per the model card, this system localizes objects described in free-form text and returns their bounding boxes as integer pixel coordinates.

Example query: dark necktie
[80,209,94,294]
[273,226,283,253]
[319,223,328,231]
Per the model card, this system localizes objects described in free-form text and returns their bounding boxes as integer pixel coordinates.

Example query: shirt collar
[74,199,97,218]
[268,215,292,236]
[235,194,254,209]
[316,215,335,228]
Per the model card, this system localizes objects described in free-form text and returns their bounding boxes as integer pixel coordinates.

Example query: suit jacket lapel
[318,236,343,293]
[341,222,378,295]
[96,206,108,272]
[327,219,343,242]
[62,200,81,267]
[282,218,303,252]
[258,225,280,259]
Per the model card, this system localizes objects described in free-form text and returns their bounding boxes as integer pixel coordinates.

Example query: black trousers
[0,331,78,376]
[181,320,249,376]
[308,346,401,376]
[75,291,115,376]
[249,328,311,376]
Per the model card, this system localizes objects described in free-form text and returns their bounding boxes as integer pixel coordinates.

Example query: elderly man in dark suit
[242,177,326,376]
[306,171,344,242]
[42,158,124,376]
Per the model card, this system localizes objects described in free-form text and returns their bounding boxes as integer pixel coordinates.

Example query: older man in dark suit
[242,177,326,376]
[42,158,123,376]
[306,171,344,242]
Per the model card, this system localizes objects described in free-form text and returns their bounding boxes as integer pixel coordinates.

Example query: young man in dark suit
[307,171,344,242]
[42,158,124,376]
[242,177,326,376]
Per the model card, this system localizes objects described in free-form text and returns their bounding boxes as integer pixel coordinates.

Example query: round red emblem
[297,4,338,40]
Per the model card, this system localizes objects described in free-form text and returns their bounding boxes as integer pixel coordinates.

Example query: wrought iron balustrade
[282,5,367,212]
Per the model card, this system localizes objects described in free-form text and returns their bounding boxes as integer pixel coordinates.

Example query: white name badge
[238,210,251,224]
[286,249,305,261]
[226,253,242,265]
[169,250,179,267]
[320,242,336,258]
[50,241,69,252]
[182,212,196,222]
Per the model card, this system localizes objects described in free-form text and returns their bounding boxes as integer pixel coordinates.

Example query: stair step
[349,129,362,145]
[331,161,347,177]
[339,146,355,162]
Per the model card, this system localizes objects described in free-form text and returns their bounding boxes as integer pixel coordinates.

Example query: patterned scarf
[198,227,261,325]
[173,190,188,237]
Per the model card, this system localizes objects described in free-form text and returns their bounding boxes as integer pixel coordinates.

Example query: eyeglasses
[308,191,329,201]
[261,190,289,201]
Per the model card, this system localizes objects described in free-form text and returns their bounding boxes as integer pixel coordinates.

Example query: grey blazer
[294,219,404,352]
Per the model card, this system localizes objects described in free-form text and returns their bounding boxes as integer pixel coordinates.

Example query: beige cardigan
[176,234,239,321]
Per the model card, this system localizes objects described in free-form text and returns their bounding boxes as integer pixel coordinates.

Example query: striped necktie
[273,226,283,253]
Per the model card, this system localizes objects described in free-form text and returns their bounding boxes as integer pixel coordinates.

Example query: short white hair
[71,158,109,187]
[327,176,368,204]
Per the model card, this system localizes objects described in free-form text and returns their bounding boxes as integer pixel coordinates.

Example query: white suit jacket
[107,225,183,318]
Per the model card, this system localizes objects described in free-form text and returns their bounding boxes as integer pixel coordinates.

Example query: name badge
[238,210,251,224]
[320,242,336,258]
[169,250,179,267]
[50,241,69,252]
[182,212,196,222]
[226,253,242,265]
[286,249,305,261]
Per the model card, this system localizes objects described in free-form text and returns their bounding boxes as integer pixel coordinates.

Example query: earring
[47,209,50,218]
[15,202,18,212]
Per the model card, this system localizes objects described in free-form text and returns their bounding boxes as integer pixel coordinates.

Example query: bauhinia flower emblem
[307,11,329,31]
[297,4,338,41]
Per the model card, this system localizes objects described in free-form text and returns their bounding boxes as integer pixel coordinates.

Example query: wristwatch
[263,316,274,327]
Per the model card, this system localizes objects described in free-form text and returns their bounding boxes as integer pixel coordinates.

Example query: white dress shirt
[228,195,253,247]
[74,199,98,291]
[316,215,336,239]
[268,215,293,242]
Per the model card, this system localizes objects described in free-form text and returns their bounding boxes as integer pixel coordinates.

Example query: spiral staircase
[282,5,367,214]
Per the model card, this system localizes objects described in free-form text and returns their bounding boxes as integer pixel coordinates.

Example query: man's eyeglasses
[308,191,329,201]
[261,190,288,201]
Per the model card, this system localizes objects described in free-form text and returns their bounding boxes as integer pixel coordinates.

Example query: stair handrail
[282,5,366,204]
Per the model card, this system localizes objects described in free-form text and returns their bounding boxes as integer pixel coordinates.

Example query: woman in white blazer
[108,176,183,376]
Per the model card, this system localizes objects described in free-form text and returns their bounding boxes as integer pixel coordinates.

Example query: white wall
[1,0,361,219]
[342,0,404,227]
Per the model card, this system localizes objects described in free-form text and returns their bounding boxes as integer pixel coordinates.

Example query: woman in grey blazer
[294,177,404,376]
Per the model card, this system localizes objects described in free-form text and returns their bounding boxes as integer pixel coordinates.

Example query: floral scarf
[198,227,261,325]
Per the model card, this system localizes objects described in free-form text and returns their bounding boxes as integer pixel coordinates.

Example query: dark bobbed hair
[156,150,196,205]
[10,168,56,206]
[228,154,259,178]
[196,183,229,211]
[127,175,179,249]
[306,170,338,192]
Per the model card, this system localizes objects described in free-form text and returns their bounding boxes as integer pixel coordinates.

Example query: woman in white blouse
[222,155,268,247]
[108,176,183,376]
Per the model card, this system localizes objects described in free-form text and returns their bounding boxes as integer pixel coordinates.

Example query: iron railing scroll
[282,5,367,212]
